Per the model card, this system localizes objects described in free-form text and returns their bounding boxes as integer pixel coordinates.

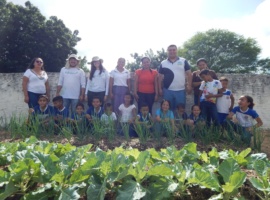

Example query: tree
[178,29,261,73]
[79,56,90,73]
[0,1,81,73]
[126,49,167,72]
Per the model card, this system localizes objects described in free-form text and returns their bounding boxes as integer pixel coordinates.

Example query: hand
[110,93,114,99]
[104,95,108,102]
[29,108,34,114]
[186,85,192,94]
[154,94,158,102]
[134,93,139,102]
[24,95,29,104]
[205,93,213,99]
[79,95,84,102]
[85,96,88,102]
[229,107,233,111]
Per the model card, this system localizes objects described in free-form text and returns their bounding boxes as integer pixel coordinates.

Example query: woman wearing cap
[109,58,131,114]
[85,56,109,107]
[192,58,218,105]
[56,54,86,114]
[22,57,50,108]
[134,57,158,114]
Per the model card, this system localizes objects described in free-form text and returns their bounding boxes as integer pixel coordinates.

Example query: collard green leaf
[147,163,175,177]
[59,185,81,200]
[218,158,240,183]
[116,180,146,200]
[87,176,106,200]
[222,171,246,193]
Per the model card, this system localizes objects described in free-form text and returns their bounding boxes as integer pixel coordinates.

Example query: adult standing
[109,58,131,114]
[158,44,192,110]
[56,54,86,114]
[192,58,218,105]
[134,57,158,114]
[85,56,109,107]
[22,57,50,108]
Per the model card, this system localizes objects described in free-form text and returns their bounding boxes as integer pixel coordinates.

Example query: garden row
[1,136,270,199]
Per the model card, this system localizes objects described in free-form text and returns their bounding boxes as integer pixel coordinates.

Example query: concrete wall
[1,73,270,128]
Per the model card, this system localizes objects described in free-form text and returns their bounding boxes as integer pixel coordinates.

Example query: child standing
[101,103,117,124]
[216,77,234,124]
[199,69,223,126]
[226,95,263,145]
[155,100,175,135]
[85,97,104,122]
[118,92,137,137]
[53,96,69,124]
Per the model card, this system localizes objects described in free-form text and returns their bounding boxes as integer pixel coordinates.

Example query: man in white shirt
[56,54,86,114]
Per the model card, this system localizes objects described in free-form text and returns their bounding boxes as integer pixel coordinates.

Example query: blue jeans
[200,101,220,126]
[163,88,186,111]
[63,98,79,115]
[28,91,44,108]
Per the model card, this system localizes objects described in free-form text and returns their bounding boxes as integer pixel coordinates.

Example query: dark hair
[104,102,112,110]
[38,95,49,101]
[199,69,210,76]
[191,104,200,111]
[243,95,255,109]
[52,96,63,102]
[76,102,84,109]
[124,92,134,104]
[219,77,229,82]
[176,103,185,109]
[140,103,149,109]
[160,99,171,109]
[196,58,208,65]
[28,57,45,70]
[167,44,177,50]
[141,57,151,62]
[92,96,101,102]
[89,61,104,80]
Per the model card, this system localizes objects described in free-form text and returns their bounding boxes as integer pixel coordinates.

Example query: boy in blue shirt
[86,97,104,122]
[53,96,69,125]
[70,102,87,134]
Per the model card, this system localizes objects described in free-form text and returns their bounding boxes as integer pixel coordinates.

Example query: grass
[0,114,267,154]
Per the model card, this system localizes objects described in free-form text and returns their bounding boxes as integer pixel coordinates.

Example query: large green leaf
[59,185,81,200]
[249,177,270,192]
[147,163,175,177]
[0,169,9,187]
[222,171,246,193]
[0,181,19,199]
[116,180,146,200]
[87,175,106,200]
[218,158,240,183]
[253,160,268,178]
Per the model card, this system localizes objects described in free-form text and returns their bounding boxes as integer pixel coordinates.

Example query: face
[53,100,63,109]
[117,58,125,68]
[124,95,131,105]
[161,101,170,112]
[38,97,48,108]
[167,46,177,59]
[93,61,101,68]
[197,61,207,70]
[34,58,43,68]
[92,99,101,108]
[76,106,84,115]
[200,74,211,82]
[238,96,249,108]
[140,106,149,116]
[192,106,201,116]
[177,106,185,113]
[221,80,228,89]
[105,106,112,114]
[142,58,151,69]
[69,58,79,67]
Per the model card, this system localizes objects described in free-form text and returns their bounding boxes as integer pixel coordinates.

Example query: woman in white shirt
[22,58,50,108]
[85,56,109,107]
[109,58,131,114]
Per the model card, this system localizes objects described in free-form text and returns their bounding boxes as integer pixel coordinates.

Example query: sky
[7,0,270,71]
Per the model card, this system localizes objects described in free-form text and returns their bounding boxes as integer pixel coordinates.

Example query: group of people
[22,44,263,145]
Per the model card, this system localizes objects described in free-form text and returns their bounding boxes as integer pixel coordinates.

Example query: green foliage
[0,138,269,199]
[0,1,81,72]
[126,48,167,72]
[178,29,262,73]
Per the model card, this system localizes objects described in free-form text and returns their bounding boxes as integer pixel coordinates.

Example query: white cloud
[7,0,270,70]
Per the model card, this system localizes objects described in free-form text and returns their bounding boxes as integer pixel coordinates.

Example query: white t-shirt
[110,68,130,87]
[101,112,117,124]
[199,80,222,104]
[23,69,48,93]
[216,89,232,114]
[58,67,86,99]
[119,104,136,122]
[85,70,109,95]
